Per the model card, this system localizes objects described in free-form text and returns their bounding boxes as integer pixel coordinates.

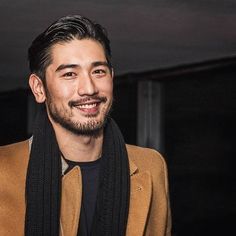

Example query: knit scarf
[25,104,130,236]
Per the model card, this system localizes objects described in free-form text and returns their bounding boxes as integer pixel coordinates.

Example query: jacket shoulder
[0,139,30,171]
[0,139,29,151]
[126,144,166,172]
[0,140,29,235]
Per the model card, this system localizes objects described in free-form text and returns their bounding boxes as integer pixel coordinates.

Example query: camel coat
[0,139,171,236]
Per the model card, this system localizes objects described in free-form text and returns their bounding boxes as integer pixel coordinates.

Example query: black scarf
[25,105,130,236]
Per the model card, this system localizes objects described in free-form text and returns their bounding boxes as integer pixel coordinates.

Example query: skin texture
[29,39,114,162]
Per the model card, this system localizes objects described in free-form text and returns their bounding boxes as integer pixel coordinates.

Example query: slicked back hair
[28,15,112,82]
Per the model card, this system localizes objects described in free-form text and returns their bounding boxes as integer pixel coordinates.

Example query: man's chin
[47,103,111,137]
[58,117,108,137]
[66,123,104,137]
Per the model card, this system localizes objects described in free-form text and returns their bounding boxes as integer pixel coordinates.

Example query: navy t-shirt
[64,157,101,236]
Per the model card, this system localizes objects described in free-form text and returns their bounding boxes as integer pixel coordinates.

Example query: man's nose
[77,73,98,96]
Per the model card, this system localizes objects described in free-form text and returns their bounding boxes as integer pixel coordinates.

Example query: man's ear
[111,68,114,79]
[29,74,46,103]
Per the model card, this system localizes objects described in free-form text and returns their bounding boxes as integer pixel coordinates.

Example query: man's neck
[52,123,103,162]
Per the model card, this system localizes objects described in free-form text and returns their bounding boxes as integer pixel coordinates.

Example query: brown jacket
[0,140,171,236]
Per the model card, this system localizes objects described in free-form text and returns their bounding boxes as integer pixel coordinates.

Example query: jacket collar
[60,153,151,236]
[61,155,138,177]
[129,158,138,176]
[28,138,151,236]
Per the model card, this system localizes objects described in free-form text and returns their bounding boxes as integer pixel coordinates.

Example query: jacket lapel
[59,157,152,236]
[126,160,152,236]
[60,167,82,236]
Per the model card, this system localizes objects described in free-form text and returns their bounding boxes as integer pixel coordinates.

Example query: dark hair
[28,15,112,81]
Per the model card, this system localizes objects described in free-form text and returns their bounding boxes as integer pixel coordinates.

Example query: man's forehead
[49,38,107,65]
[50,38,105,53]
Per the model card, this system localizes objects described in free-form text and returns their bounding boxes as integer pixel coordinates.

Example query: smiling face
[31,38,113,136]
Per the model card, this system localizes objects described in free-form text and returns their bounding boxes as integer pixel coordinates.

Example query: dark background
[113,60,236,235]
[1,1,236,236]
[1,0,236,91]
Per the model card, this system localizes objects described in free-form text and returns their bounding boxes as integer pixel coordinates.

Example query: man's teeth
[78,103,97,109]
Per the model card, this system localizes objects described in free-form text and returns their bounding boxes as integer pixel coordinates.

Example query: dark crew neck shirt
[64,157,101,236]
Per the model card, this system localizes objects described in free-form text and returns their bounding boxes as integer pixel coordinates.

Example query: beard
[46,94,113,137]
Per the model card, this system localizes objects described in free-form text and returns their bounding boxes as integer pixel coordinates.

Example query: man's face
[43,38,113,136]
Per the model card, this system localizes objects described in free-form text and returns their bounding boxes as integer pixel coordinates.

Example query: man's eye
[93,69,106,75]
[62,72,76,78]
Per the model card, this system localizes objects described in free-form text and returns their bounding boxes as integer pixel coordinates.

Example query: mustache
[68,96,107,108]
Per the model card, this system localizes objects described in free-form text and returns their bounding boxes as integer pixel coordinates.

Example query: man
[0,15,171,236]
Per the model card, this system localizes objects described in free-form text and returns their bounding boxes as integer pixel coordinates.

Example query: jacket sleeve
[162,155,172,236]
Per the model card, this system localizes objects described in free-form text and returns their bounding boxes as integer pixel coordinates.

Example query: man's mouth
[76,101,100,113]
[68,97,107,115]
[74,100,101,112]
[77,102,98,109]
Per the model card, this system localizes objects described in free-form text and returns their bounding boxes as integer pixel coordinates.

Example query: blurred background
[0,1,236,235]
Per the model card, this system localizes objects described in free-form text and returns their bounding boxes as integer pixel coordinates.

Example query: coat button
[137,186,142,191]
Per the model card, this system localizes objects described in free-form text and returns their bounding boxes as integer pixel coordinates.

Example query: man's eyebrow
[92,61,110,68]
[55,64,79,72]
[55,61,111,72]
